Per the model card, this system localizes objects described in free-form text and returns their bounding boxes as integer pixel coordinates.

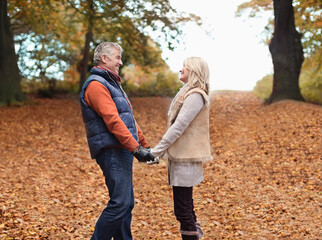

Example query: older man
[80,42,154,240]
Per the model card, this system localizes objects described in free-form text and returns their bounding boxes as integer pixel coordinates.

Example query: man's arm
[84,81,139,152]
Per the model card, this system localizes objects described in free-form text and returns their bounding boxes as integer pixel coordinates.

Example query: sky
[160,0,274,91]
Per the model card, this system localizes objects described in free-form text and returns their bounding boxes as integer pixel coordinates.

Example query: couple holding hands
[80,42,212,240]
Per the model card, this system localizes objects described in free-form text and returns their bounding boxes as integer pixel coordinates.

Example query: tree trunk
[267,0,304,103]
[78,30,93,92]
[78,0,94,92]
[0,0,24,105]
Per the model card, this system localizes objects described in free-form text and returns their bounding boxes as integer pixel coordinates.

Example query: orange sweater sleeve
[84,81,139,152]
[136,123,149,148]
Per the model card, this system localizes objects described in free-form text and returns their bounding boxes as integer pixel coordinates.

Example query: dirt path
[0,92,320,239]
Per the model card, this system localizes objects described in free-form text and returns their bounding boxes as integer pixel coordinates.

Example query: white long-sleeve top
[152,92,205,187]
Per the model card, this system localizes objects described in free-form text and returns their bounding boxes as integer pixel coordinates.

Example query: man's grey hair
[93,42,122,66]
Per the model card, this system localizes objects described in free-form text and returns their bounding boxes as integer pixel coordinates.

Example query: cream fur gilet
[166,87,213,163]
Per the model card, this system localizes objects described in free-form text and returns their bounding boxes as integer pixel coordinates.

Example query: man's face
[101,48,123,75]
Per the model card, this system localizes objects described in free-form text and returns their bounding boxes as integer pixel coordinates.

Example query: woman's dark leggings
[173,186,197,231]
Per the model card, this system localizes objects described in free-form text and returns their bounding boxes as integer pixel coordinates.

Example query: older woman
[152,57,213,240]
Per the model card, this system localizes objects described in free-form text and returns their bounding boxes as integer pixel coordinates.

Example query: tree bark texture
[268,0,304,103]
[0,0,24,105]
[78,0,94,92]
[78,30,93,92]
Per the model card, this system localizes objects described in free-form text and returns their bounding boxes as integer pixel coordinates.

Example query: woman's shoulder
[183,92,205,109]
[186,92,204,100]
[185,89,208,105]
[185,88,208,97]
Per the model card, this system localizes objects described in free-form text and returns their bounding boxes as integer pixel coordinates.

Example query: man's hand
[132,145,155,162]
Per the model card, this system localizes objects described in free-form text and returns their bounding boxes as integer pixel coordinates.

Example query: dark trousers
[91,148,134,240]
[173,186,197,232]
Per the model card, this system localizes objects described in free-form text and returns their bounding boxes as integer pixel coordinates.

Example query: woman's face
[179,65,190,83]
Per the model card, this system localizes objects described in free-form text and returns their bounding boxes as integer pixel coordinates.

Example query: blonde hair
[183,57,210,94]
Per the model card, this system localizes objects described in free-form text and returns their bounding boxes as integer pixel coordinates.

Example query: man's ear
[101,55,108,64]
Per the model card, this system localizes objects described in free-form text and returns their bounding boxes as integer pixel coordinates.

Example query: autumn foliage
[0,92,320,239]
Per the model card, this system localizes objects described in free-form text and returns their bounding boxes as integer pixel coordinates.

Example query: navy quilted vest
[80,67,139,159]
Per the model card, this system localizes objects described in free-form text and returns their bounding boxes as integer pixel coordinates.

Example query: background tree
[7,0,80,96]
[237,0,321,103]
[0,0,24,105]
[268,0,304,102]
[7,0,201,95]
[64,0,201,91]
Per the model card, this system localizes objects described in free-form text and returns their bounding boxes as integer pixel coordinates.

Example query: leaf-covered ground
[0,91,321,239]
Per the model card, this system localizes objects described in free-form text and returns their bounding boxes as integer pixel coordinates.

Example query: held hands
[147,156,160,165]
[146,147,160,165]
[132,145,155,163]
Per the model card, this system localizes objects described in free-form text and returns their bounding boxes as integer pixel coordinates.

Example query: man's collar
[95,66,121,84]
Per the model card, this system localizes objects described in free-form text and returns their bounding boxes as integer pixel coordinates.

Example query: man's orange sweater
[84,81,148,152]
